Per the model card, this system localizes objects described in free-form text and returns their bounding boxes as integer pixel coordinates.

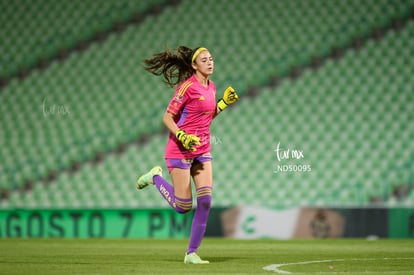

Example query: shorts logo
[202,153,212,158]
[181,159,193,164]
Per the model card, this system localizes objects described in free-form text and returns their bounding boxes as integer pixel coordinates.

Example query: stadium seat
[2,0,413,208]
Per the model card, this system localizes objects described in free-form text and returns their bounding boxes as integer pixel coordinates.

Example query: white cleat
[136,166,162,190]
[184,252,210,264]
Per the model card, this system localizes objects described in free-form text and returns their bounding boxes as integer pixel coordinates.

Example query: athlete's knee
[175,203,192,214]
[197,195,211,210]
[176,207,191,214]
[174,197,192,214]
[196,186,212,209]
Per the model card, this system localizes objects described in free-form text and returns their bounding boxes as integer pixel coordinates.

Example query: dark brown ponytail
[143,46,195,87]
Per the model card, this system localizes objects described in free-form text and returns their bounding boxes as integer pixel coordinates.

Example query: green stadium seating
[0,0,168,78]
[1,0,413,209]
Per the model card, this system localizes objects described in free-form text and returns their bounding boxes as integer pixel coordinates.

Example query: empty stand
[1,0,413,209]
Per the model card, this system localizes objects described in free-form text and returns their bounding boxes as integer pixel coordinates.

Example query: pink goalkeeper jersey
[165,74,217,159]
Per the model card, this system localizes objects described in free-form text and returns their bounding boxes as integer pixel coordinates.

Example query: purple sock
[153,175,192,213]
[187,186,212,254]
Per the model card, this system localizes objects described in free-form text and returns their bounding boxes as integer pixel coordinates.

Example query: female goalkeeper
[136,46,238,264]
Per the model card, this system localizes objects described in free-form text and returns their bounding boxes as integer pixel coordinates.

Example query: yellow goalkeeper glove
[217,86,239,111]
[175,129,201,151]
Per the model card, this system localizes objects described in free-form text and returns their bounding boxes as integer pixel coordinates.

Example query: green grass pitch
[0,238,413,274]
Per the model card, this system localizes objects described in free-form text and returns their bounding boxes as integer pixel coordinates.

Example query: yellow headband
[191,47,208,63]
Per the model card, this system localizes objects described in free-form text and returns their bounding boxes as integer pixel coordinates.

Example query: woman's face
[193,50,214,76]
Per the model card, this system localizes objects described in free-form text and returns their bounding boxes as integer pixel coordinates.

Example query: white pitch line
[263,257,414,274]
[263,259,345,274]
